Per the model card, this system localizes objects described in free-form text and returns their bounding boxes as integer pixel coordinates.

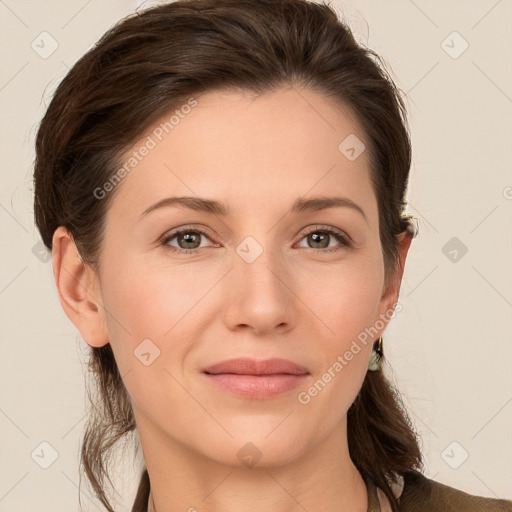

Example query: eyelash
[160,225,352,255]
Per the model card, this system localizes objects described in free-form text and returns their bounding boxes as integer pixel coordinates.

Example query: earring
[368,336,383,371]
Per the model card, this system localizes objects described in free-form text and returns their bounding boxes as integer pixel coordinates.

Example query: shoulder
[398,470,512,512]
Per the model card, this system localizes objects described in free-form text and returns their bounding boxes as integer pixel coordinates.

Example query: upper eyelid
[161,224,217,242]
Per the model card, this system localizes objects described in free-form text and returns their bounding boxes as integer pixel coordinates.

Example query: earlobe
[52,226,109,348]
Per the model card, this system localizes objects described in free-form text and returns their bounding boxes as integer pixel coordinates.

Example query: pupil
[310,232,327,248]
[182,232,199,248]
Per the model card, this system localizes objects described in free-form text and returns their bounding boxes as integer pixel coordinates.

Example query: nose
[222,244,295,335]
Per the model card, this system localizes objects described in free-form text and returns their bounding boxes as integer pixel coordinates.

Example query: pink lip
[202,358,310,399]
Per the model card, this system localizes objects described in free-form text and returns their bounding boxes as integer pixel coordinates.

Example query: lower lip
[203,373,309,398]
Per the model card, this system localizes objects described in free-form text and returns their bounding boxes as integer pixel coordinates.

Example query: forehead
[106,86,377,224]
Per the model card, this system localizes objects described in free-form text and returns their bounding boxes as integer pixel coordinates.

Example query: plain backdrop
[1,0,511,510]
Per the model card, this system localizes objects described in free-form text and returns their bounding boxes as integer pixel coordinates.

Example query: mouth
[202,357,309,376]
[203,373,309,398]
[202,358,310,398]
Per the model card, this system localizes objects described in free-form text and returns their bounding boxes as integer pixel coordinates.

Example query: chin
[198,425,312,469]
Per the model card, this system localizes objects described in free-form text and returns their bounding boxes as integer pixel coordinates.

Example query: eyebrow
[140,195,368,223]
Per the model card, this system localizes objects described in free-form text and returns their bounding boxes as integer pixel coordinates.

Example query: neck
[139,415,368,512]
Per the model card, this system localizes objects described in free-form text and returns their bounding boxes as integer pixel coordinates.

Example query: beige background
[1,0,511,510]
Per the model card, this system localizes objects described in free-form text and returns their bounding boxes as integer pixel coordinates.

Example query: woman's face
[77,87,406,467]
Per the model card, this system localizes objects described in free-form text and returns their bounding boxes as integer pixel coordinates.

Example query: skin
[52,86,411,512]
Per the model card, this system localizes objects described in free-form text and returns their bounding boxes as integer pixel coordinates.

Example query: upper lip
[203,358,309,376]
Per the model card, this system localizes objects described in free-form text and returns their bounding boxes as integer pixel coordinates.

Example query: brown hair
[33,0,423,510]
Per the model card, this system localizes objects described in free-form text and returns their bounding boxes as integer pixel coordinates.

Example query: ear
[379,228,413,314]
[52,226,109,348]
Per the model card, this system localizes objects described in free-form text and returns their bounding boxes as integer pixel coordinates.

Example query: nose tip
[223,258,294,336]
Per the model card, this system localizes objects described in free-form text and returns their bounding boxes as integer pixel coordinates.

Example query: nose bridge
[235,232,288,297]
[223,231,294,332]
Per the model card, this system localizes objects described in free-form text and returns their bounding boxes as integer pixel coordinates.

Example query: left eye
[161,229,215,254]
[295,226,351,253]
[161,225,351,255]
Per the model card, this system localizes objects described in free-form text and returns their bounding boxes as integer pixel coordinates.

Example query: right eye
[161,227,218,255]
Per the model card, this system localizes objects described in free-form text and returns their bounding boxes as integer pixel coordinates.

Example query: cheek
[97,252,226,372]
[96,258,208,421]
[294,251,383,405]
[297,247,384,343]
[102,258,224,330]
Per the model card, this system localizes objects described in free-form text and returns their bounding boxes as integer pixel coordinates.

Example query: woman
[33,0,512,511]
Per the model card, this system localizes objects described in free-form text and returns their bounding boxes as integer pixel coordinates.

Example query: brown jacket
[367,470,512,511]
[132,468,512,511]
